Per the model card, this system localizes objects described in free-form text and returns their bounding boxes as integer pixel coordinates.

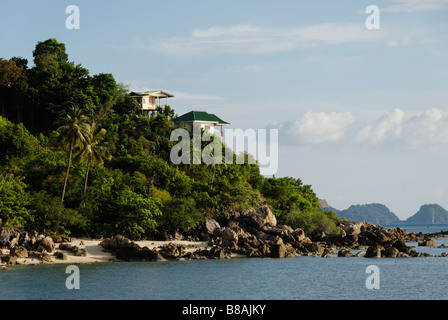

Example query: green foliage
[0,173,33,228]
[0,38,341,239]
[29,190,85,236]
[284,207,340,234]
[261,176,338,233]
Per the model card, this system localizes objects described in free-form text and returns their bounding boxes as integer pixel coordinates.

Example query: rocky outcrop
[99,207,448,262]
[0,226,67,265]
[2,207,447,264]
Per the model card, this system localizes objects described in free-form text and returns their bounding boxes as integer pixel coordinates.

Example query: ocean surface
[2,224,448,300]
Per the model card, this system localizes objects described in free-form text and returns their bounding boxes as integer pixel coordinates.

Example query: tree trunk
[82,157,91,208]
[61,144,73,206]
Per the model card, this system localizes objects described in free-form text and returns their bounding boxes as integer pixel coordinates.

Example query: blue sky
[1,0,448,219]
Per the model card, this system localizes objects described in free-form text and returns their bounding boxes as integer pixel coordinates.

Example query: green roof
[173,111,230,125]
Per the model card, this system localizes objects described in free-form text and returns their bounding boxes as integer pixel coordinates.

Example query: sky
[1,0,448,219]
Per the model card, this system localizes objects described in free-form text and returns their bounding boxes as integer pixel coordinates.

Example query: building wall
[141,96,156,111]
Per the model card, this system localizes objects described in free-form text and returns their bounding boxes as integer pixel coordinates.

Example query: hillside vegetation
[0,38,340,239]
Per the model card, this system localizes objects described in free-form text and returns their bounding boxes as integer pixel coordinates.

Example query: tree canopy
[0,38,340,239]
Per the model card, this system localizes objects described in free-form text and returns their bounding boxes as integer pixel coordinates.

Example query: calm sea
[1,224,448,300]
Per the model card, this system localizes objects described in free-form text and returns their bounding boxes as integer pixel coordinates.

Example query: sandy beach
[12,239,212,265]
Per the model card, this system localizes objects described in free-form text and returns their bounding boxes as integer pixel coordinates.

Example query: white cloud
[356,108,405,144]
[383,0,448,12]
[402,108,448,146]
[273,111,355,144]
[271,108,448,147]
[143,23,382,56]
[356,108,448,147]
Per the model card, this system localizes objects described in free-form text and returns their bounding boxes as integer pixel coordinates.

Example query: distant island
[325,202,448,225]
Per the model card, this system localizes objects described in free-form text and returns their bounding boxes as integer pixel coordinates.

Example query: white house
[129,90,174,118]
[173,110,230,138]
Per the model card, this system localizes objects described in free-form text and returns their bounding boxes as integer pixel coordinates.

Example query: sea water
[1,225,448,300]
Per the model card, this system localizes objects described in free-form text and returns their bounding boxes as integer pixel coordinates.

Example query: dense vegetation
[0,38,340,239]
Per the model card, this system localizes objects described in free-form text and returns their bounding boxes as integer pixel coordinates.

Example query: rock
[38,236,55,253]
[114,243,142,261]
[159,244,186,260]
[1,255,17,265]
[271,243,287,258]
[305,242,324,255]
[41,253,52,262]
[291,228,307,242]
[418,238,436,247]
[337,249,353,257]
[139,247,166,261]
[261,224,296,243]
[321,248,332,258]
[222,228,238,242]
[365,245,384,258]
[383,246,399,258]
[59,243,72,250]
[54,251,68,260]
[339,221,364,237]
[173,231,184,241]
[244,206,277,229]
[195,247,231,259]
[205,217,220,236]
[100,235,131,251]
[10,246,28,258]
[74,248,87,257]
[0,228,11,246]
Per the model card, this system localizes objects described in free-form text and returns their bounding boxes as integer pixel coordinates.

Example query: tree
[57,107,91,206]
[0,58,28,122]
[75,120,113,203]
[32,38,69,63]
[0,173,32,228]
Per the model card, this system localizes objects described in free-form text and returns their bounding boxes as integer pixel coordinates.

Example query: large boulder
[339,221,364,238]
[114,242,142,261]
[1,255,17,265]
[365,244,384,258]
[37,236,55,253]
[244,206,277,230]
[0,228,12,247]
[204,217,220,236]
[100,235,131,251]
[10,246,28,258]
[271,243,287,258]
[383,246,399,258]
[418,238,437,247]
[221,228,238,242]
[291,228,307,242]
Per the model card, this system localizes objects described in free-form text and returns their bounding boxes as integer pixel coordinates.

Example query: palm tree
[57,107,91,206]
[76,121,113,204]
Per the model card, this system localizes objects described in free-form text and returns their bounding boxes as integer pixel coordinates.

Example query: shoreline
[3,208,448,268]
[6,239,215,266]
